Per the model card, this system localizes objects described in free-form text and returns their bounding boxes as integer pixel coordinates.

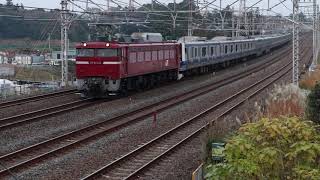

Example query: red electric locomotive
[76,40,180,97]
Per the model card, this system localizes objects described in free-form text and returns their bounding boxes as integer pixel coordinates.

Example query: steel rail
[0,89,77,109]
[0,43,297,177]
[123,48,314,180]
[82,47,313,180]
[0,98,96,130]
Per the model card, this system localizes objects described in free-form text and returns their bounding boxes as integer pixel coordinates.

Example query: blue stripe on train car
[180,61,188,71]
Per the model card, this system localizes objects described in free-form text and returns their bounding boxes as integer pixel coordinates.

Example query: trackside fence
[192,163,204,180]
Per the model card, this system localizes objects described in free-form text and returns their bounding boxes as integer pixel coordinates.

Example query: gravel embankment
[0,44,290,157]
[0,93,81,119]
[11,45,301,179]
[136,45,313,180]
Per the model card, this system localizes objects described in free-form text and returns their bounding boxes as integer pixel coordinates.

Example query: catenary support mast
[292,0,300,85]
[61,0,69,87]
[313,0,318,67]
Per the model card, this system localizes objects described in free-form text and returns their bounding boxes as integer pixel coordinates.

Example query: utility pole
[171,0,178,39]
[61,0,69,87]
[151,0,154,10]
[107,0,110,11]
[48,33,51,51]
[6,0,13,6]
[129,0,134,10]
[86,0,89,11]
[318,5,320,65]
[237,0,247,37]
[312,0,318,67]
[188,0,193,36]
[292,0,300,85]
[220,0,224,30]
[232,13,235,38]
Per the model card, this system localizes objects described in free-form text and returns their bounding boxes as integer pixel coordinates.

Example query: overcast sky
[0,0,297,16]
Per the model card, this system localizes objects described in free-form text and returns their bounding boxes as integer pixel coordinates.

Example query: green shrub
[306,83,320,124]
[205,117,320,180]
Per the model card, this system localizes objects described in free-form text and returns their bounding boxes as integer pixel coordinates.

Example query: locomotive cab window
[97,49,119,57]
[77,49,94,57]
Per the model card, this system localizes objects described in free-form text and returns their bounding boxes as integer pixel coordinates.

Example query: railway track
[81,45,313,180]
[0,42,302,178]
[0,89,77,109]
[0,43,290,132]
[0,44,291,132]
[0,98,99,130]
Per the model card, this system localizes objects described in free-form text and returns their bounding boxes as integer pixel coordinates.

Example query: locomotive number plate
[89,61,102,64]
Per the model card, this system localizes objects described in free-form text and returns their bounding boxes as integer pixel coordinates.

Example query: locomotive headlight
[106,43,110,47]
[83,43,87,47]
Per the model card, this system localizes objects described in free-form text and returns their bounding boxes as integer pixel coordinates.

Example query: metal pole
[48,33,51,51]
[313,0,318,67]
[292,0,300,85]
[107,0,110,11]
[318,5,320,64]
[243,0,248,36]
[61,0,69,87]
[232,13,235,38]
[237,0,247,37]
[129,0,133,10]
[151,0,154,10]
[188,0,193,36]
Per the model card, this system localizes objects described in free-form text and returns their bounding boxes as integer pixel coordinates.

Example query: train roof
[76,41,179,49]
[181,33,290,45]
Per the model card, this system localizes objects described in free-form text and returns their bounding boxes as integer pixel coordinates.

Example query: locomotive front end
[76,42,122,98]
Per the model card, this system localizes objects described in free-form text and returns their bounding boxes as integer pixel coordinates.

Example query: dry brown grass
[264,84,306,118]
[300,66,320,90]
[15,66,60,82]
[265,94,305,118]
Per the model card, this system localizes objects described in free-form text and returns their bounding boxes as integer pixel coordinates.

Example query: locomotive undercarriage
[77,70,178,98]
[124,70,178,92]
[77,77,121,98]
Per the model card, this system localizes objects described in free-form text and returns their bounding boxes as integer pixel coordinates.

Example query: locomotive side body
[76,42,180,97]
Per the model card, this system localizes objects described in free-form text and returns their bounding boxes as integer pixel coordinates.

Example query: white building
[0,55,4,64]
[0,79,14,89]
[14,55,32,65]
[49,50,76,66]
[0,64,15,76]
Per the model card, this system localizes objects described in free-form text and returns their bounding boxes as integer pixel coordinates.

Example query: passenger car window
[202,47,207,57]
